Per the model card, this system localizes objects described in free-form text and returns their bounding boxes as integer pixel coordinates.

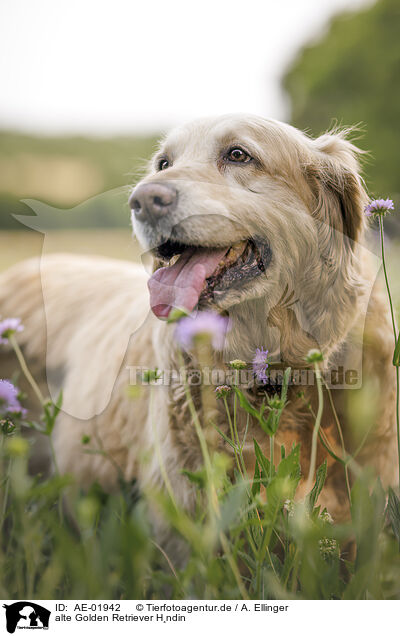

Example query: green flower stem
[221,397,260,558]
[181,367,249,598]
[219,531,249,600]
[9,334,62,483]
[396,370,400,489]
[233,370,241,448]
[177,352,222,525]
[270,435,275,480]
[379,216,397,338]
[48,437,60,478]
[241,413,250,450]
[290,547,301,593]
[149,388,178,509]
[323,380,351,503]
[230,371,248,476]
[222,395,242,476]
[218,400,246,481]
[230,372,251,479]
[305,362,324,494]
[0,456,11,533]
[9,334,45,406]
[300,394,342,468]
[222,396,265,557]
[183,380,212,477]
[378,215,400,488]
[178,351,251,597]
[255,498,280,597]
[150,539,184,593]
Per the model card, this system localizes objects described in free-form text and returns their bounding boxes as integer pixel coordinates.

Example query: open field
[1,229,399,310]
[0,229,143,272]
[0,131,158,230]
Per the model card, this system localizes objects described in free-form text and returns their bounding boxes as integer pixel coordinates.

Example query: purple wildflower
[215,385,232,399]
[0,379,27,418]
[364,198,394,217]
[174,311,230,351]
[0,317,24,345]
[253,347,269,384]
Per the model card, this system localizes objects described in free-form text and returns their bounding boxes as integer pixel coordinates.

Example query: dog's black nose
[129,183,177,224]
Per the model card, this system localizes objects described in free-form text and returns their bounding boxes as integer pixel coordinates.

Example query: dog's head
[130,114,368,361]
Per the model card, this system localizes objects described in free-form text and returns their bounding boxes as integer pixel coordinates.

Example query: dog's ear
[305,133,368,243]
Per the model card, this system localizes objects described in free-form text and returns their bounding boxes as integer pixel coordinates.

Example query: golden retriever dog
[0,114,397,553]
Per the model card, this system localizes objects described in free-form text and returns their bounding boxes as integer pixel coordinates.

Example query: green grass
[1,315,400,600]
[1,230,399,304]
[0,228,399,600]
[0,354,399,600]
[0,229,142,272]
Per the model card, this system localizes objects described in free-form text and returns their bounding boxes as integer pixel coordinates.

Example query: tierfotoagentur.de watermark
[126,365,360,389]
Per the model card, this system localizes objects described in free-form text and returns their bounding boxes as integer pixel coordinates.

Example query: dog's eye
[158,158,170,171]
[226,147,252,164]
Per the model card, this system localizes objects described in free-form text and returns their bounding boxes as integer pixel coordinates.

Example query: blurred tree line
[0,132,158,230]
[1,0,398,231]
[283,0,400,203]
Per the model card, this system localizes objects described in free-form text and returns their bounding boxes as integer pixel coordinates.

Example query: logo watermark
[3,603,51,634]
[127,365,360,389]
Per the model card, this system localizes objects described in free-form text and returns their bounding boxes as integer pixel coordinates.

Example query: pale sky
[0,0,372,135]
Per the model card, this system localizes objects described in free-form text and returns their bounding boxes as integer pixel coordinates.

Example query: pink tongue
[148,247,227,319]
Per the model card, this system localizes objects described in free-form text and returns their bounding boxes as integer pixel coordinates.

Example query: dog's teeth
[214,241,248,271]
[225,241,247,264]
[169,254,180,267]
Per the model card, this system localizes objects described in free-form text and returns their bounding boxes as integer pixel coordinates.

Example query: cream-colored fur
[0,115,397,554]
